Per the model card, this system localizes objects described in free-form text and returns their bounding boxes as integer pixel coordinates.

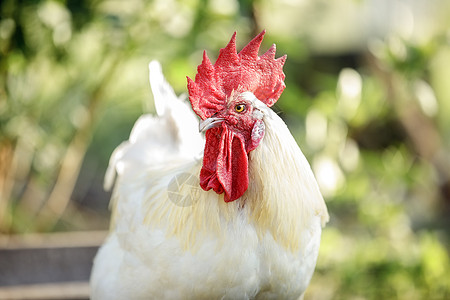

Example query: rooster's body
[91,32,328,300]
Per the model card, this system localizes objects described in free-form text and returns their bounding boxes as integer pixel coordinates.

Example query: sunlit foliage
[1,0,449,298]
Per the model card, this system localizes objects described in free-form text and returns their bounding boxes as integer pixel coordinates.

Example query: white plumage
[90,60,328,300]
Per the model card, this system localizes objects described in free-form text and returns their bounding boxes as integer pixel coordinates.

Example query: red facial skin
[200,96,264,202]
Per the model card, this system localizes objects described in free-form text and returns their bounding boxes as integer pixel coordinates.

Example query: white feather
[91,61,328,300]
[103,61,204,191]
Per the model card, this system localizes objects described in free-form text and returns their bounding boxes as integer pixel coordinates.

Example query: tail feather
[148,60,177,117]
[104,60,204,191]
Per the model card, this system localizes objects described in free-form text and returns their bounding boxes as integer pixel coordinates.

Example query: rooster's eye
[234,104,246,113]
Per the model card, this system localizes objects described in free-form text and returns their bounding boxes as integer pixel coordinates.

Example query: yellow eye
[234,104,246,113]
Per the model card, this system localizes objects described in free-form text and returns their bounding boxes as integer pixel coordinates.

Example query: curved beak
[199,117,224,132]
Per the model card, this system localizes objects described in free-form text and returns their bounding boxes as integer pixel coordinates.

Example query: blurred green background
[1,0,449,299]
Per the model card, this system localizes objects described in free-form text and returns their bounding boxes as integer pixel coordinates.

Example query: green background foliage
[1,0,449,299]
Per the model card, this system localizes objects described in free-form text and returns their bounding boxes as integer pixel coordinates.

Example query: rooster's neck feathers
[139,104,328,252]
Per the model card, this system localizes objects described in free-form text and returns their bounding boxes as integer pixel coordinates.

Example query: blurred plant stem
[367,52,450,202]
[35,55,122,230]
[0,138,14,231]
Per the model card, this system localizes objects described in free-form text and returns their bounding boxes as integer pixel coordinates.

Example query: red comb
[187,30,287,120]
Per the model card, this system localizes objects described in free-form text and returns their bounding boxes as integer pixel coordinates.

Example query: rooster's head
[187,31,286,202]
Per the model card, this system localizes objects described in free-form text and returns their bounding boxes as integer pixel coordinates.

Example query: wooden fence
[0,231,107,300]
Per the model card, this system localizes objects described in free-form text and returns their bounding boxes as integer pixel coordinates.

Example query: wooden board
[0,231,107,300]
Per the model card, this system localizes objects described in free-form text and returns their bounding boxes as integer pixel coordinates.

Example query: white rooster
[90,31,329,300]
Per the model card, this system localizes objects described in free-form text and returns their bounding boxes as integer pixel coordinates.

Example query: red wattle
[199,128,224,194]
[200,125,249,202]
